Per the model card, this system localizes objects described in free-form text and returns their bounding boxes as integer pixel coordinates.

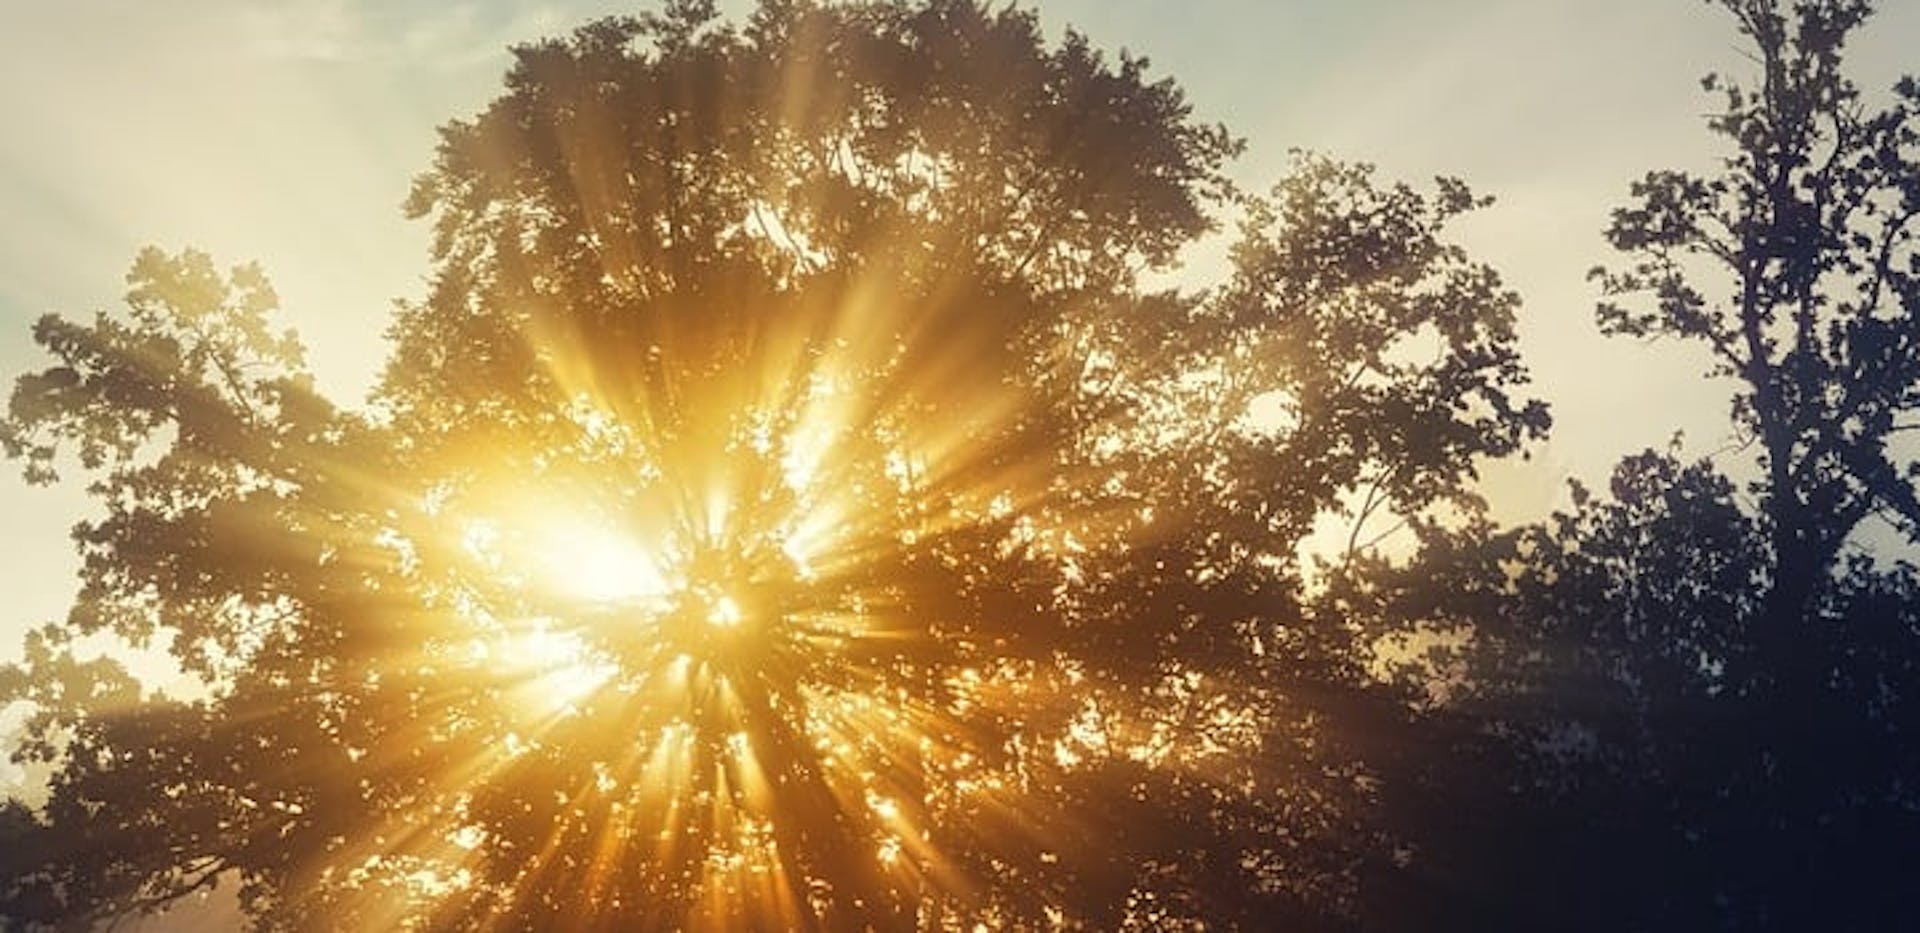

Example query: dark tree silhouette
[1592,0,1920,924]
[1592,0,1920,646]
[1358,1,1920,928]
[0,2,1545,930]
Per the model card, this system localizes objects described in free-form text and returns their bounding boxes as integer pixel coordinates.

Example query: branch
[1859,204,1920,316]
[1344,469,1391,562]
[103,854,232,929]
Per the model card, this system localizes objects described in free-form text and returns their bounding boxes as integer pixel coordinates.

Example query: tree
[0,2,1545,929]
[1593,0,1920,638]
[1591,0,1920,924]
[1338,449,1772,930]
[1357,1,1920,928]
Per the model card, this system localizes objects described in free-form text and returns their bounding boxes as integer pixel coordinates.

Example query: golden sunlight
[375,302,1023,925]
[500,625,616,709]
[528,519,672,605]
[12,1,1914,929]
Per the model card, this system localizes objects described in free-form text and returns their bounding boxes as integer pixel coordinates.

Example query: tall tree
[0,2,1544,929]
[1359,1,1920,928]
[1591,0,1920,923]
[1593,0,1920,634]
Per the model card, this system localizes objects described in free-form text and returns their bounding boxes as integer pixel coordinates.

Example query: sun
[526,520,672,606]
[355,186,1087,925]
[395,372,1026,927]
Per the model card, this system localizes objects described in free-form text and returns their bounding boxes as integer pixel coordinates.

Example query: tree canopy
[1351,1,1920,928]
[0,2,1543,929]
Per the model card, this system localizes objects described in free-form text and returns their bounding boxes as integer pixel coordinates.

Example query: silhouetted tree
[0,2,1547,930]
[1593,0,1920,924]
[1342,449,1771,930]
[1362,1,1920,928]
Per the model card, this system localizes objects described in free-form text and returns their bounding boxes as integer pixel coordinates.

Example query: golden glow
[271,42,1234,930]
[527,520,671,605]
[261,337,1262,932]
[369,311,1022,926]
[514,626,616,704]
[288,299,1212,929]
[706,593,744,628]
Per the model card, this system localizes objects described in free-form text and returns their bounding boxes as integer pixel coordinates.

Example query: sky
[2,0,1918,675]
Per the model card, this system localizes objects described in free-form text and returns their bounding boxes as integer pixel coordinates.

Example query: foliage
[1594,0,1920,587]
[1589,0,1920,923]
[1364,1,1920,928]
[0,2,1544,930]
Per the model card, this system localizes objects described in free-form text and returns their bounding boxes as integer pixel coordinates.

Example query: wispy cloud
[236,1,587,69]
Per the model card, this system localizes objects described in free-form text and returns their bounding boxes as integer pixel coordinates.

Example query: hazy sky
[3,0,1918,670]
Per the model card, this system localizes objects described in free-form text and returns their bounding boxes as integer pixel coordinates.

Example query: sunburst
[357,308,1035,928]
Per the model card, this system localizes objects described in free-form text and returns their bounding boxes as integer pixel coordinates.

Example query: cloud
[239,0,362,62]
[234,1,595,70]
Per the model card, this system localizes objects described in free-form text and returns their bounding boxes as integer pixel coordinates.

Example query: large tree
[1357,1,1920,928]
[0,2,1544,929]
[1589,0,1920,924]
